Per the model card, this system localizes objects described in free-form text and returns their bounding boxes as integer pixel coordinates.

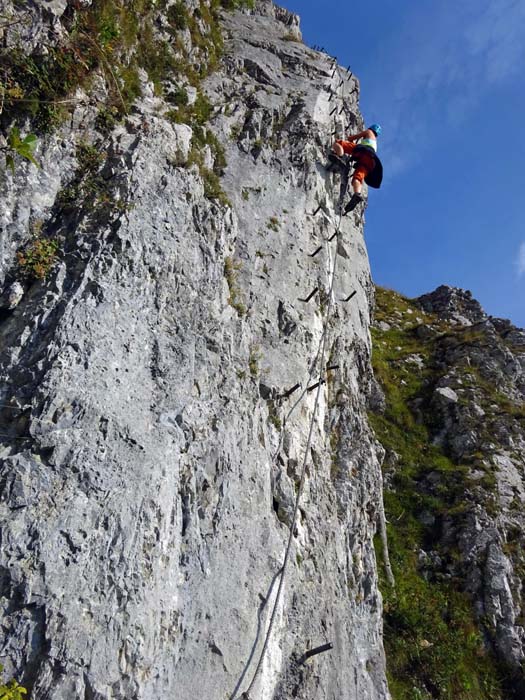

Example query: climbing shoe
[327,153,348,172]
[343,193,363,214]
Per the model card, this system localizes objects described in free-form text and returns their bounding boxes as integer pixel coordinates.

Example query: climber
[328,123,383,214]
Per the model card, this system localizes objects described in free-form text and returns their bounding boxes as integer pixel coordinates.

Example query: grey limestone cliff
[0,2,390,699]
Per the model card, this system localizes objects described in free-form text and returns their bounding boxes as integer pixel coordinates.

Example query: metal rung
[280,383,301,400]
[329,106,337,116]
[341,290,357,303]
[311,204,322,216]
[328,231,338,242]
[338,80,344,88]
[307,379,326,393]
[326,364,340,371]
[309,246,322,258]
[347,64,352,72]
[298,643,334,666]
[298,287,319,303]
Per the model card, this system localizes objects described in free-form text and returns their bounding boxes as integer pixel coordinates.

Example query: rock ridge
[371,285,525,699]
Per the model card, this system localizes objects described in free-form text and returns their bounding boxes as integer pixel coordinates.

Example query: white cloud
[466,0,525,82]
[517,242,525,277]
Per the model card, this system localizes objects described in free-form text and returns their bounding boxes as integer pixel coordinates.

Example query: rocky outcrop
[0,2,389,699]
[372,285,525,699]
[416,285,487,326]
[418,290,525,688]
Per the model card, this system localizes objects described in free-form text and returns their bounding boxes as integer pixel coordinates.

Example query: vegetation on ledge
[0,0,246,132]
[1,0,248,190]
[371,286,507,700]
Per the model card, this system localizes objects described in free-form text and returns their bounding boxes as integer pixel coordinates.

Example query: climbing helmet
[368,123,382,136]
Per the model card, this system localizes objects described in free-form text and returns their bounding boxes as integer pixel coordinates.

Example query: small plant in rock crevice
[167,2,190,31]
[248,345,261,377]
[0,665,27,700]
[224,257,246,316]
[217,0,255,10]
[166,92,229,204]
[17,236,59,281]
[2,126,39,173]
[266,216,280,232]
[267,399,282,431]
[56,141,109,211]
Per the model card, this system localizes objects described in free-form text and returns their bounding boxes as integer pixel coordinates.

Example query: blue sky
[280,0,525,327]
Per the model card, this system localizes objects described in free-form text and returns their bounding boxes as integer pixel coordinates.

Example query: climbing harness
[234,54,359,700]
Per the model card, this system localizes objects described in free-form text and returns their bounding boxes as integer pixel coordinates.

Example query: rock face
[0,2,389,699]
[416,290,525,689]
[416,285,487,326]
[372,286,525,699]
